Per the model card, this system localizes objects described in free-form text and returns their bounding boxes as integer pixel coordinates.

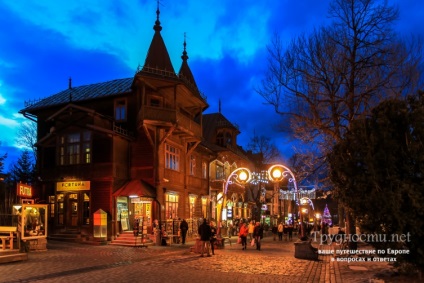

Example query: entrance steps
[0,250,28,264]
[48,230,87,242]
[110,231,154,247]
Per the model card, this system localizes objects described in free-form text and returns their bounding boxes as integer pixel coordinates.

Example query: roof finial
[181,32,188,61]
[219,99,221,113]
[154,0,162,32]
[68,77,72,89]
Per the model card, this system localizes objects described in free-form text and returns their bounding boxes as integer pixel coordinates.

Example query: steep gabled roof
[141,7,176,75]
[202,113,240,142]
[20,78,133,113]
[178,36,197,89]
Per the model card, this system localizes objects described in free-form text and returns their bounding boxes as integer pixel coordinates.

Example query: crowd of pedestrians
[194,218,302,257]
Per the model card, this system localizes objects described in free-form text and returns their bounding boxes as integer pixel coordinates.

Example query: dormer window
[149,96,162,107]
[115,99,127,121]
[216,132,224,146]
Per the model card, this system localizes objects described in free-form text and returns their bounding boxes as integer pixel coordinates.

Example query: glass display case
[13,204,48,240]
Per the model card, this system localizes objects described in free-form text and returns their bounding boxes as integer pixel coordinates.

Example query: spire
[219,99,221,113]
[178,33,197,89]
[181,32,188,62]
[141,2,176,75]
[153,0,162,32]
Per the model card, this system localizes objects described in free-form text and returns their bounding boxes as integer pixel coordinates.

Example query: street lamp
[219,167,252,228]
[223,167,252,195]
[267,164,302,236]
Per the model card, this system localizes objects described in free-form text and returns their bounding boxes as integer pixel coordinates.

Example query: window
[165,194,179,219]
[189,196,196,219]
[216,164,224,180]
[225,132,232,145]
[59,131,91,165]
[190,155,196,175]
[201,197,208,219]
[202,162,207,179]
[216,132,224,146]
[115,99,127,121]
[165,144,180,171]
[150,98,161,107]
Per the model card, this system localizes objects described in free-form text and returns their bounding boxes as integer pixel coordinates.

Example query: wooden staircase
[110,231,154,247]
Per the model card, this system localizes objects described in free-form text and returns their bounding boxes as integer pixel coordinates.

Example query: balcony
[138,106,202,138]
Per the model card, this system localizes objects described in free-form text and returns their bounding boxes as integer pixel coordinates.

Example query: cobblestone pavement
[0,236,399,283]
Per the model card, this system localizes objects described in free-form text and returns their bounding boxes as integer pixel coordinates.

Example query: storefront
[54,181,91,231]
[113,179,157,235]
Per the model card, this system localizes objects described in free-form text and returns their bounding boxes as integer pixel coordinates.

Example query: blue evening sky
[0,0,423,170]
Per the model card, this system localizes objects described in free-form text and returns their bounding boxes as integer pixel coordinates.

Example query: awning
[113,179,156,198]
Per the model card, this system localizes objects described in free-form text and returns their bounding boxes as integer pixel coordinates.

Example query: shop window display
[13,204,48,240]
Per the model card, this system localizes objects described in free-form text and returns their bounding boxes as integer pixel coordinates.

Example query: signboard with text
[17,183,32,198]
[56,181,90,191]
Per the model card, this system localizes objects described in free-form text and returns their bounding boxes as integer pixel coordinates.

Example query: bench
[0,226,17,251]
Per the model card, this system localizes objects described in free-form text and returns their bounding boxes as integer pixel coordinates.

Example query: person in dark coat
[253,222,264,251]
[209,221,217,255]
[180,219,189,244]
[198,218,212,257]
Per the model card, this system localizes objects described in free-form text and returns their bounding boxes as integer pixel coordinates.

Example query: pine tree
[9,150,35,185]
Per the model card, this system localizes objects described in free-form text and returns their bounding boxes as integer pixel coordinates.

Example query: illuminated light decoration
[223,167,252,195]
[299,197,314,210]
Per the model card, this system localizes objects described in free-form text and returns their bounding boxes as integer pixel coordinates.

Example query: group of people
[197,218,218,257]
[239,220,264,250]
[272,223,294,241]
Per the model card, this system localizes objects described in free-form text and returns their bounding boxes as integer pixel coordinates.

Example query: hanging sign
[17,183,32,198]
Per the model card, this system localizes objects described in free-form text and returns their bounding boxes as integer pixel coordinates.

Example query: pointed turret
[178,33,198,90]
[141,4,176,75]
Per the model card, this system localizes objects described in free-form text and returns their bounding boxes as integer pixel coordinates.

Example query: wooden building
[19,8,217,241]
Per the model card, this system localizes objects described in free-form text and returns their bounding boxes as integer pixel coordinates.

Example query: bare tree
[256,0,422,245]
[247,132,281,164]
[15,121,37,163]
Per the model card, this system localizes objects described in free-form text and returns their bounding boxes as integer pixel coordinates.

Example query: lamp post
[267,164,302,237]
[219,167,252,229]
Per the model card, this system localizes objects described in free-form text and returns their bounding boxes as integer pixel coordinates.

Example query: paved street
[0,236,397,283]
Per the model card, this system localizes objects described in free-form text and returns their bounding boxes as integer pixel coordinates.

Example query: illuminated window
[201,197,208,218]
[165,194,179,219]
[216,164,224,179]
[59,131,91,165]
[165,144,180,171]
[115,99,127,121]
[202,162,207,179]
[189,195,196,219]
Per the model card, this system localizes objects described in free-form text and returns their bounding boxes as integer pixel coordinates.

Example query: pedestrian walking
[253,222,264,251]
[278,222,283,241]
[180,219,188,244]
[272,224,278,241]
[239,222,249,250]
[210,221,217,255]
[288,224,293,241]
[198,218,212,257]
[248,221,255,241]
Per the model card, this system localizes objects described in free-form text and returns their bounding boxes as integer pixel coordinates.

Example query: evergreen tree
[9,150,35,185]
[328,93,424,271]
